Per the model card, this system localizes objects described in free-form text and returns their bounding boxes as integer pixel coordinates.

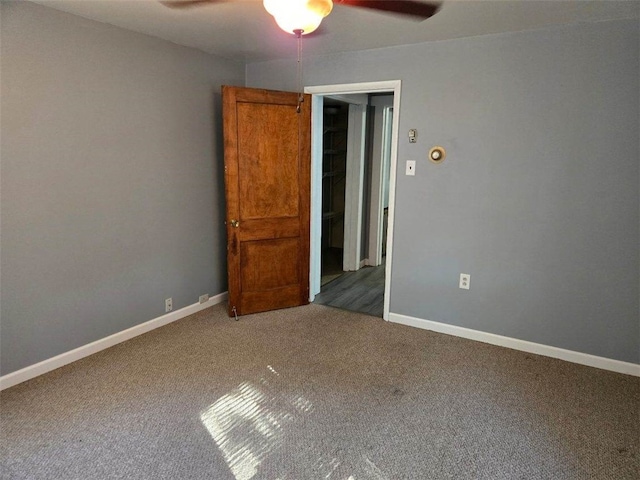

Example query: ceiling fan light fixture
[263,0,333,35]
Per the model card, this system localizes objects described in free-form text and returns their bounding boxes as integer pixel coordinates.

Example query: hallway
[314,264,385,317]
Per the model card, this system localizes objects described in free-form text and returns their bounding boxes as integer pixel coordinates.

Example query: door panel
[240,238,301,291]
[237,103,300,220]
[223,85,311,317]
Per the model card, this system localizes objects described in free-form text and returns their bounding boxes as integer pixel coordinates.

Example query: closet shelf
[323,149,346,155]
[323,170,346,179]
[322,211,343,220]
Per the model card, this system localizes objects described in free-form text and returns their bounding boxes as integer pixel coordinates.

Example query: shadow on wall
[213,90,228,291]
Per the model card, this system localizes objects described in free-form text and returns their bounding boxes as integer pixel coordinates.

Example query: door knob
[230,219,240,228]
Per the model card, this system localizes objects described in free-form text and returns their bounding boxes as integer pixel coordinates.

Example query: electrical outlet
[406,160,416,176]
[199,294,209,304]
[459,274,470,290]
[165,297,173,312]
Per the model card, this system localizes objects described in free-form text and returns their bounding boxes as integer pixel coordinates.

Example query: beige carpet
[1,303,639,479]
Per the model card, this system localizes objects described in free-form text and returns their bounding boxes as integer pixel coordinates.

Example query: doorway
[306,81,402,321]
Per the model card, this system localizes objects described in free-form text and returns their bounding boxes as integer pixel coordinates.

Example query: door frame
[305,80,402,321]
[366,98,394,268]
[342,102,367,272]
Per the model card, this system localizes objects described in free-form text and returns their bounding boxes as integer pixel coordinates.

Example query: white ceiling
[29,0,640,62]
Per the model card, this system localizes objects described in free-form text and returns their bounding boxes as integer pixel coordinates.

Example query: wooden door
[222,86,311,317]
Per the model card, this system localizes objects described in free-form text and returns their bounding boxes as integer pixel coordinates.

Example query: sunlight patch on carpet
[200,365,389,479]
[200,366,313,480]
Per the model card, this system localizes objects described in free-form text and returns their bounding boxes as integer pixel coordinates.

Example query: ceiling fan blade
[336,0,441,20]
[160,0,231,9]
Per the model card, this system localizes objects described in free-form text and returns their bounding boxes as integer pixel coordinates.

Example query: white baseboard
[388,312,640,377]
[0,292,228,391]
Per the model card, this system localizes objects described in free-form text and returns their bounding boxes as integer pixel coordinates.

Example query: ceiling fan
[160,0,442,35]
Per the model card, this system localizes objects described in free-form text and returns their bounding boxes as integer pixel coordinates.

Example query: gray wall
[247,19,640,364]
[1,1,244,374]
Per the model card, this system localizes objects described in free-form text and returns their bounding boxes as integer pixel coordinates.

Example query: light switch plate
[406,160,416,176]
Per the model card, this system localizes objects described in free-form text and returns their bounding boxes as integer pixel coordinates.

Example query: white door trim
[309,95,324,301]
[343,104,367,271]
[366,98,394,267]
[306,80,402,321]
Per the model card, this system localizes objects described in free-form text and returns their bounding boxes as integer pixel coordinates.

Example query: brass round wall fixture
[429,146,446,164]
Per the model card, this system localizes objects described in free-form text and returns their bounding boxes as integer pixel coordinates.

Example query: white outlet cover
[406,160,416,176]
[459,273,470,290]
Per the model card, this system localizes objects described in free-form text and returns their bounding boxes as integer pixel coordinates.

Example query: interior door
[222,85,311,317]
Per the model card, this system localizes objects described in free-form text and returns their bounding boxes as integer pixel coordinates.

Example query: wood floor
[314,264,385,317]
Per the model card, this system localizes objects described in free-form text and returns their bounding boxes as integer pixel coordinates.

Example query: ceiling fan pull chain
[295,29,304,114]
